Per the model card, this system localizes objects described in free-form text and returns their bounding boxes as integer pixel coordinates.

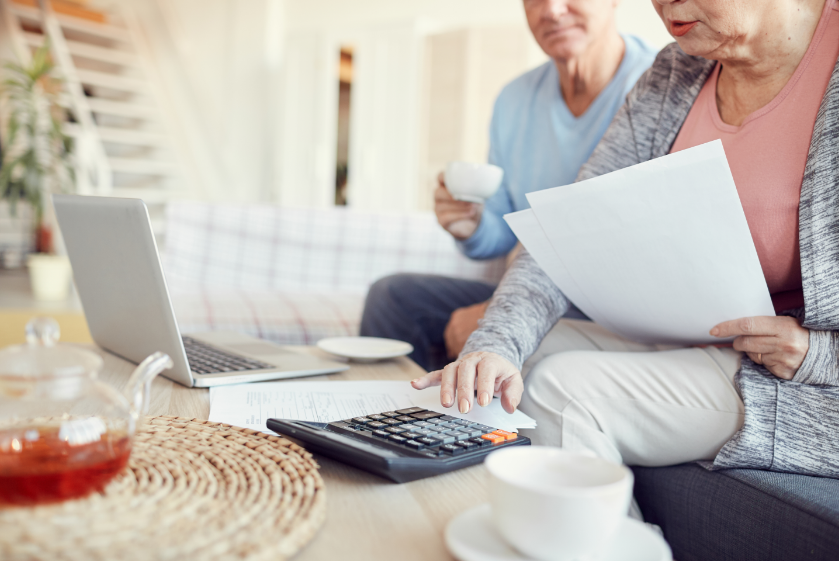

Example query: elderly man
[361,0,656,371]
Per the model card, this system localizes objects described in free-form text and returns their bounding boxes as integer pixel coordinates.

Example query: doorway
[335,46,353,206]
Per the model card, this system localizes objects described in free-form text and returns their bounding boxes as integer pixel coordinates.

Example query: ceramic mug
[444,161,504,203]
[27,254,72,301]
[486,446,633,561]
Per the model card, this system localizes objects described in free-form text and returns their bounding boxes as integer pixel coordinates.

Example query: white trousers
[519,320,745,468]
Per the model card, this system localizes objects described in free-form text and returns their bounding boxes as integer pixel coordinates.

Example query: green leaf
[1,36,73,217]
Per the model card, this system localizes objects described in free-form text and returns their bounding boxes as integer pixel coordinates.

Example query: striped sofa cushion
[162,202,505,344]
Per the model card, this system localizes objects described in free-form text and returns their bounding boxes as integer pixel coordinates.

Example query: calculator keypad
[327,408,522,459]
[397,407,426,415]
[410,411,444,420]
[440,444,465,455]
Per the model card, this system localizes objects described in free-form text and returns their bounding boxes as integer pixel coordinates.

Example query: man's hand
[411,351,523,414]
[444,301,489,359]
[710,316,810,380]
[434,172,482,240]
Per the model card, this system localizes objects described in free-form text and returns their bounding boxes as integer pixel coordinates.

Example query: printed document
[505,140,775,345]
[209,380,536,434]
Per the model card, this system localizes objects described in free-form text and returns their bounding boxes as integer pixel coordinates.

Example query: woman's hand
[710,316,810,380]
[434,172,482,240]
[411,352,523,414]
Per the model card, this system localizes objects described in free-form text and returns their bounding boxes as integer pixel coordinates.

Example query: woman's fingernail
[710,327,719,336]
[478,392,490,407]
[441,392,452,406]
[510,398,519,411]
[459,398,470,414]
[411,378,419,384]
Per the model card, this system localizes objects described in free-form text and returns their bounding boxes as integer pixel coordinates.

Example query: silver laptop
[53,194,348,387]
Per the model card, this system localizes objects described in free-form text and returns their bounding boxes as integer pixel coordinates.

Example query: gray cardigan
[463,43,839,476]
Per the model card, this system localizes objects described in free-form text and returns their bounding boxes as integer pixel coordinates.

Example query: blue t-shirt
[458,35,657,260]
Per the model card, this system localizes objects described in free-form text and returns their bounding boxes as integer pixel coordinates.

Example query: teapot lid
[0,317,103,377]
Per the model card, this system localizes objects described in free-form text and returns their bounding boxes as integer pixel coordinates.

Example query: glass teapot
[0,318,173,506]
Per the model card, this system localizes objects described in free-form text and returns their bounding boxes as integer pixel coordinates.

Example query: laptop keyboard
[182,336,274,374]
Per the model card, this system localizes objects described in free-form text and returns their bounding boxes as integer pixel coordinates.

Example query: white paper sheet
[209,380,536,434]
[509,140,775,345]
[504,209,620,335]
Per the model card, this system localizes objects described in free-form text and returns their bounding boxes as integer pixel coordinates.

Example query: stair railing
[35,0,111,195]
[0,0,32,154]
[0,0,29,63]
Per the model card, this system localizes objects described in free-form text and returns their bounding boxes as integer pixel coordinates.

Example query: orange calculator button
[492,430,517,441]
[481,434,505,444]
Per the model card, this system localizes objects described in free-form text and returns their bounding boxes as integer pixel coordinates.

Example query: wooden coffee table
[0,269,92,347]
[98,345,487,560]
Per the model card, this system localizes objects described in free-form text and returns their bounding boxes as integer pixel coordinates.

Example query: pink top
[671,0,839,313]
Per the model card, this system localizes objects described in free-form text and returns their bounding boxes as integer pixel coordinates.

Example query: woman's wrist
[792,329,839,386]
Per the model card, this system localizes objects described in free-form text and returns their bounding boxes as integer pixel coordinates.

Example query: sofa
[163,202,839,561]
[633,464,839,560]
[161,201,506,346]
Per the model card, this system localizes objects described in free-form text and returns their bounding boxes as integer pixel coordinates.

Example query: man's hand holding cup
[434,162,504,240]
[434,173,481,240]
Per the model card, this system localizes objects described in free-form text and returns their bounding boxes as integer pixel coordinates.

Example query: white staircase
[0,0,183,212]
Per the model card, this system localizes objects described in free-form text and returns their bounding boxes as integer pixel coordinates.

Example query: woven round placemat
[0,416,326,561]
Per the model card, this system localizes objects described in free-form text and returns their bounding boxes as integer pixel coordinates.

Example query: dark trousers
[359,274,497,372]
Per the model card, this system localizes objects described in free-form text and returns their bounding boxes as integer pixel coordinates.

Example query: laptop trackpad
[225,342,291,356]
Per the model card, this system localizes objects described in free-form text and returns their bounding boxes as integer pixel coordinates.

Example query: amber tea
[0,426,131,506]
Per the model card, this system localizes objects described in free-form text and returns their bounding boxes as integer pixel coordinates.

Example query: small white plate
[316,336,414,362]
[445,504,672,561]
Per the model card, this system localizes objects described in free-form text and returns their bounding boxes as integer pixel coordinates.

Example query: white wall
[129,0,284,202]
[617,0,672,48]
[286,0,673,48]
[127,0,672,208]
[275,29,337,208]
[285,0,527,32]
[346,22,425,211]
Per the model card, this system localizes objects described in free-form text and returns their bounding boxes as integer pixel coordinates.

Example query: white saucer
[444,504,672,561]
[316,336,414,362]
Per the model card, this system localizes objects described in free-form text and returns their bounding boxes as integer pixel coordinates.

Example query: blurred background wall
[2,0,672,215]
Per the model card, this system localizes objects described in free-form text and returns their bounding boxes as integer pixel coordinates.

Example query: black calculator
[267,407,530,483]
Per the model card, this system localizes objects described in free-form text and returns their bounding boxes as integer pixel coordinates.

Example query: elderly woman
[413,0,839,482]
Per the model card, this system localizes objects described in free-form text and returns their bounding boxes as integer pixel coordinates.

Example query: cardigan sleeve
[459,249,569,370]
[777,308,839,386]
[793,329,839,386]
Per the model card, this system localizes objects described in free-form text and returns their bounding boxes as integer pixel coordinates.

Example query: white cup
[444,161,504,203]
[486,446,633,561]
[27,254,73,301]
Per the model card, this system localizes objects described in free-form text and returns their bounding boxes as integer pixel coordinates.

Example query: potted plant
[0,41,76,299]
